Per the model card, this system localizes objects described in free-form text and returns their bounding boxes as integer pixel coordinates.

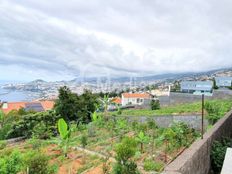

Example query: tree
[213,78,219,89]
[55,86,98,123]
[54,86,78,122]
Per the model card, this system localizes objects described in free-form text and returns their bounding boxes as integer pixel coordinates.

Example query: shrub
[114,137,140,174]
[24,151,56,174]
[143,159,164,172]
[0,149,23,174]
[80,134,88,148]
[0,140,7,150]
[26,138,43,150]
[211,137,232,173]
[150,100,160,110]
[205,100,232,124]
[7,111,60,139]
[32,121,52,139]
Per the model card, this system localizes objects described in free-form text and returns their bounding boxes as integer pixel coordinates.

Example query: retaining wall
[159,90,232,106]
[117,115,208,131]
[163,110,232,174]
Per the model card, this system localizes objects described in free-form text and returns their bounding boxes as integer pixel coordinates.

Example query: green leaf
[58,118,68,139]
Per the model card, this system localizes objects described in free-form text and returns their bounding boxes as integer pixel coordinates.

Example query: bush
[0,149,23,174]
[7,111,60,139]
[0,140,7,150]
[26,138,43,150]
[32,121,52,139]
[114,137,140,174]
[80,134,88,148]
[211,137,232,173]
[205,100,232,124]
[143,159,164,172]
[24,151,56,174]
[150,100,160,110]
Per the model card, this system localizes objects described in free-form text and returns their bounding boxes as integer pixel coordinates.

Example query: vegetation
[24,151,57,174]
[57,118,73,157]
[1,86,231,174]
[211,137,232,173]
[6,110,60,139]
[54,86,98,123]
[213,78,219,89]
[114,137,140,174]
[143,159,164,172]
[150,99,160,110]
[205,99,232,124]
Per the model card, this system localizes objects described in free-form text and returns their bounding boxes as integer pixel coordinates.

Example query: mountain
[70,67,232,84]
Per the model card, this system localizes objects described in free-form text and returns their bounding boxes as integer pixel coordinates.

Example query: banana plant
[58,118,72,157]
[136,131,149,153]
[99,94,112,119]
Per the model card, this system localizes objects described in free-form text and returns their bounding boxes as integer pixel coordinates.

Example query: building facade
[180,81,213,95]
[215,77,232,87]
[121,93,152,106]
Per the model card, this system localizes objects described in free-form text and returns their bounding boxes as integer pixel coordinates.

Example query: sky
[0,0,232,81]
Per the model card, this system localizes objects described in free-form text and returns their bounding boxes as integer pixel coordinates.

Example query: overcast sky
[0,0,232,81]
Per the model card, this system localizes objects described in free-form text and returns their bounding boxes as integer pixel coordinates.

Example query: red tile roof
[1,100,55,114]
[40,101,55,110]
[111,97,122,104]
[122,93,151,99]
[1,102,26,114]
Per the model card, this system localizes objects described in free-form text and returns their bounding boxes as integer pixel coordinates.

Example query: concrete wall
[163,110,232,174]
[159,91,232,106]
[117,115,208,131]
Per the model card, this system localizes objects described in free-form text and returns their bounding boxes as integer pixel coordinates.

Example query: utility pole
[201,94,204,139]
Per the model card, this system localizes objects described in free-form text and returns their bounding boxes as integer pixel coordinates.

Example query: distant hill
[69,67,232,84]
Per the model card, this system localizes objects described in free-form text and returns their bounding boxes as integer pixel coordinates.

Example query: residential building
[111,97,122,105]
[180,81,213,95]
[121,92,152,106]
[1,100,55,114]
[215,77,232,87]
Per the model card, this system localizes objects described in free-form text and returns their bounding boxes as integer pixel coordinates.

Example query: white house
[121,93,152,106]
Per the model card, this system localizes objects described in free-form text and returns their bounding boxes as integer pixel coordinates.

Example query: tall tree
[55,86,98,123]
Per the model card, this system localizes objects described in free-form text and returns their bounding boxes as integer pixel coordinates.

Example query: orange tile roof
[40,100,55,110]
[122,93,151,99]
[1,102,26,114]
[111,97,122,104]
[1,100,55,114]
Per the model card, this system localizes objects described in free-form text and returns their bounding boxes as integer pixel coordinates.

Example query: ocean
[0,88,36,102]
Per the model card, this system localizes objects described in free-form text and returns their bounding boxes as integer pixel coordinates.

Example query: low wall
[163,110,232,174]
[159,90,232,106]
[117,115,208,131]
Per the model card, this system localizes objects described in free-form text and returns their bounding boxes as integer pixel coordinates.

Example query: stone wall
[117,115,208,131]
[163,110,232,174]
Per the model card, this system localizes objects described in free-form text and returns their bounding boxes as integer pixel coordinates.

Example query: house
[111,97,122,105]
[121,92,153,106]
[180,81,213,95]
[215,77,232,87]
[1,100,55,114]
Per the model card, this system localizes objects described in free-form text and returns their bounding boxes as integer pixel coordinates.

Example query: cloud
[0,0,232,81]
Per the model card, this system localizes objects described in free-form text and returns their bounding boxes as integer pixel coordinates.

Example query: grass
[108,102,202,116]
[106,99,232,117]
